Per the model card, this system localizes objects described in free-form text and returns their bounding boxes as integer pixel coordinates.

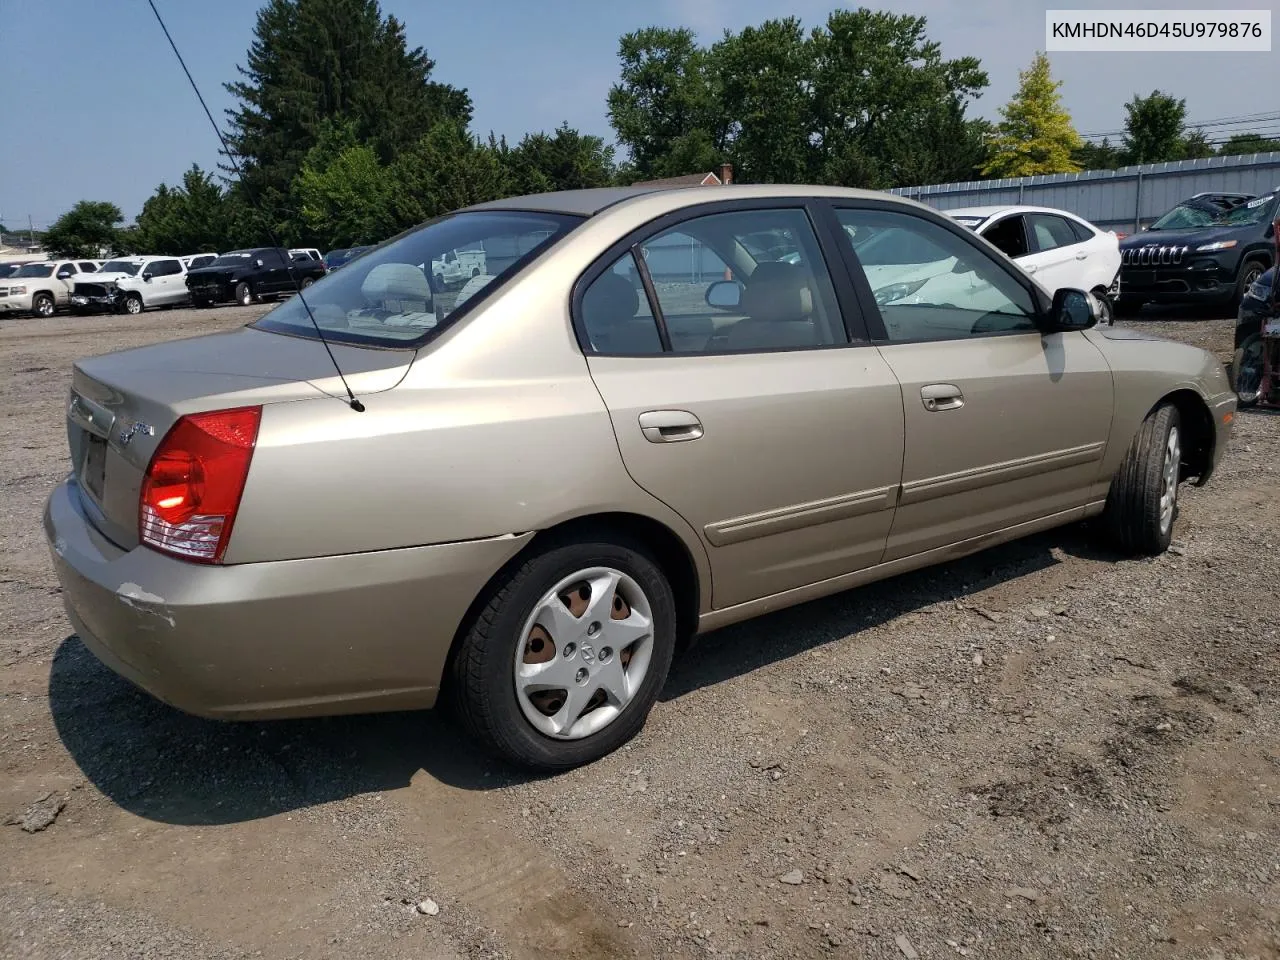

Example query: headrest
[583,271,640,322]
[361,263,431,303]
[740,260,813,323]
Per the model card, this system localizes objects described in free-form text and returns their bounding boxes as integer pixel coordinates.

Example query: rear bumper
[44,477,530,719]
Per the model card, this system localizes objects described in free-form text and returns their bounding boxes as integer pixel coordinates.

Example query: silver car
[43,185,1236,770]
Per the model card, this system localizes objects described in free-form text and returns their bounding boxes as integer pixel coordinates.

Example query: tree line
[38,0,1280,259]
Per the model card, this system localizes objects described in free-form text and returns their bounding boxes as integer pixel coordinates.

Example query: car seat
[581,272,662,353]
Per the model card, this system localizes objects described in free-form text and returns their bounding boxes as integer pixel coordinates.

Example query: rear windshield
[212,252,255,267]
[99,260,141,275]
[253,211,582,347]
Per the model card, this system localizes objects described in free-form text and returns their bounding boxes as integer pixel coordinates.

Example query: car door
[830,203,1114,562]
[1023,213,1090,293]
[578,202,906,609]
[151,259,186,304]
[53,261,80,303]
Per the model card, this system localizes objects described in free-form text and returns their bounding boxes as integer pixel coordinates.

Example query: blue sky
[2,0,1276,230]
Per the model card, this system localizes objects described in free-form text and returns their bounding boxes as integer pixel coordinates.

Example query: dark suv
[1116,189,1277,315]
[1232,264,1275,405]
[186,247,327,307]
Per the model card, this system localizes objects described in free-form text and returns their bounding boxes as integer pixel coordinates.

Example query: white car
[0,259,101,317]
[946,206,1122,323]
[68,256,191,315]
[182,253,219,270]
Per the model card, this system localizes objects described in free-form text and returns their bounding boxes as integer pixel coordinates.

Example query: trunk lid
[66,326,412,550]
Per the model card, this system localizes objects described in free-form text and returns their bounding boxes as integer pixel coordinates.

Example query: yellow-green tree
[981,52,1082,178]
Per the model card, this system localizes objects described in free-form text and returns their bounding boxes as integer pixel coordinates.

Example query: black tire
[1091,288,1114,326]
[1230,332,1264,407]
[235,282,253,306]
[450,536,678,771]
[1100,403,1182,556]
[31,293,55,318]
[471,267,480,278]
[123,294,143,315]
[1234,260,1266,309]
[192,297,211,309]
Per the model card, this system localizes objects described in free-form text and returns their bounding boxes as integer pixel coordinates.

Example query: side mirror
[57,271,74,279]
[1047,288,1098,332]
[704,279,742,309]
[142,271,153,281]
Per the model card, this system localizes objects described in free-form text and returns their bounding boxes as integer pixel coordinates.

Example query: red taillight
[139,406,261,563]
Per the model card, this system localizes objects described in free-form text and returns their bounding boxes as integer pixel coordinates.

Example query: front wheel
[1234,261,1265,309]
[451,537,678,771]
[1231,332,1264,407]
[32,293,55,318]
[122,294,143,315]
[1100,403,1182,556]
[235,282,253,306]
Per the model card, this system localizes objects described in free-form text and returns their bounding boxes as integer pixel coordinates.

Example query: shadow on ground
[50,524,1119,827]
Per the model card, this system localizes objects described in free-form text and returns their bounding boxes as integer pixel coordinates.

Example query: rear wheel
[1100,403,1182,556]
[300,277,314,290]
[235,282,253,306]
[1231,332,1264,407]
[451,537,677,771]
[32,293,55,318]
[1091,287,1114,325]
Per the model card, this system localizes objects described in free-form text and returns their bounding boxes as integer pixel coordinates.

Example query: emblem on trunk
[118,420,155,447]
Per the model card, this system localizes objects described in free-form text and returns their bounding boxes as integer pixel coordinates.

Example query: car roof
[944,204,1088,220]
[466,183,922,218]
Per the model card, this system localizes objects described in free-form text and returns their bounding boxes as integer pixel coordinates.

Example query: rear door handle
[1024,264,1038,274]
[921,383,964,412]
[638,409,704,443]
[1075,251,1089,260]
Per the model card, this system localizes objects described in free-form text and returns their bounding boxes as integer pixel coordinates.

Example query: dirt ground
[1,302,1277,960]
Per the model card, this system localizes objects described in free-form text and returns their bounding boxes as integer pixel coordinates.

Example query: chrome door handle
[638,409,704,443]
[1024,264,1038,273]
[921,383,964,412]
[1075,252,1088,260]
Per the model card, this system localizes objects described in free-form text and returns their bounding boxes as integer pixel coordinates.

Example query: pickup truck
[186,247,328,306]
[431,248,486,285]
[69,256,191,314]
[0,259,102,316]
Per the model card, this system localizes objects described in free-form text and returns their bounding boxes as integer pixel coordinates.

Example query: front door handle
[1024,264,1038,274]
[921,383,964,412]
[1075,251,1089,260]
[638,409,704,443]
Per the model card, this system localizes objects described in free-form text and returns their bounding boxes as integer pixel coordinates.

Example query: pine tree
[224,0,471,204]
[981,52,1082,178]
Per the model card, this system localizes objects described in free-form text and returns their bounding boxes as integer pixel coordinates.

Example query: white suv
[69,256,191,315]
[0,259,101,317]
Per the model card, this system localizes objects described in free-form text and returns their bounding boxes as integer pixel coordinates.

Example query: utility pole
[29,215,35,247]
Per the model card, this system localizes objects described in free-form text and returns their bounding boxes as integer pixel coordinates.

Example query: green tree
[981,52,1082,178]
[606,27,724,180]
[1120,90,1187,164]
[389,122,510,226]
[607,9,988,188]
[293,123,398,248]
[133,165,234,254]
[504,123,616,194]
[224,0,471,209]
[1181,129,1215,160]
[1218,132,1280,156]
[42,201,124,258]
[1073,137,1122,170]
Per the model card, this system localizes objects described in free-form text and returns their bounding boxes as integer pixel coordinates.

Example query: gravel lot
[2,303,1277,960]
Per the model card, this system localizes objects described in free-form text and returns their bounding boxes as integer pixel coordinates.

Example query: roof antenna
[146,0,365,412]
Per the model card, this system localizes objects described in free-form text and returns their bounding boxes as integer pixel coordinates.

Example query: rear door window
[1027,214,1080,252]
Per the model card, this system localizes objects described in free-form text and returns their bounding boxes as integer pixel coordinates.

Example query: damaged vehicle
[43,185,1236,772]
[69,256,191,315]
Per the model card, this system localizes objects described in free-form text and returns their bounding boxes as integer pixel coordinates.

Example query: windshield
[1150,194,1275,231]
[99,260,141,276]
[15,263,54,278]
[211,252,254,267]
[253,211,582,346]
